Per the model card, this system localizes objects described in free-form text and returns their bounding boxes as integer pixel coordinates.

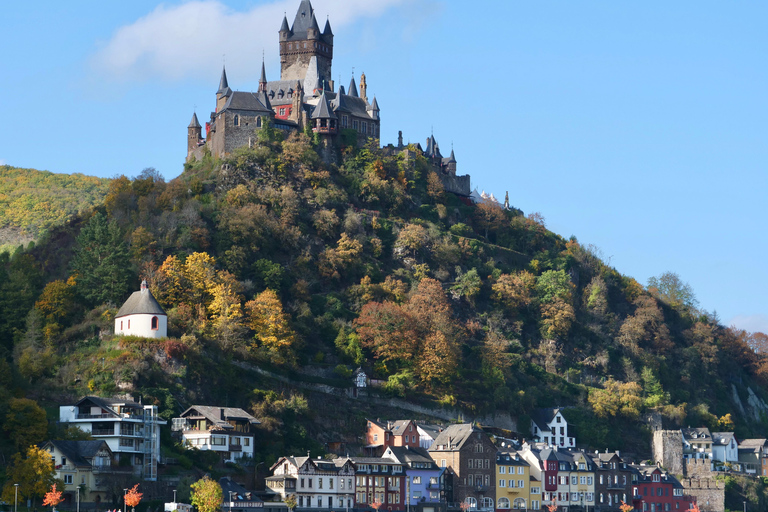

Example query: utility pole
[76,486,80,512]
[14,484,19,512]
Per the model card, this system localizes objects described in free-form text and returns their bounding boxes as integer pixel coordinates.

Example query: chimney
[220,408,226,420]
[141,280,148,292]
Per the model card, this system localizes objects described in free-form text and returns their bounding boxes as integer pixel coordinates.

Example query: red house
[631,465,694,512]
[350,457,407,511]
[366,419,420,455]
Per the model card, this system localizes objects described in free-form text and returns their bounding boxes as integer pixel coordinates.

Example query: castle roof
[188,112,201,128]
[280,15,290,33]
[333,89,351,113]
[309,13,320,36]
[323,18,333,36]
[264,80,302,106]
[311,90,337,119]
[217,66,230,95]
[287,0,330,43]
[348,77,359,97]
[221,91,273,114]
[369,96,380,111]
[115,282,166,319]
[260,60,267,85]
[445,149,456,164]
[333,94,375,119]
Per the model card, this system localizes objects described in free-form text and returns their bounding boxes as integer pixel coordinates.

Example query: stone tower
[279,0,334,90]
[187,113,202,155]
[652,430,684,475]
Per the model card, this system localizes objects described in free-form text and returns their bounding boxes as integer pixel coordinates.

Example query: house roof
[44,440,111,467]
[389,420,414,436]
[384,446,436,467]
[738,439,767,452]
[712,432,736,446]
[179,406,260,430]
[428,423,479,452]
[221,91,273,114]
[189,113,201,129]
[496,452,530,467]
[682,427,712,441]
[115,284,166,318]
[530,408,565,431]
[74,395,143,415]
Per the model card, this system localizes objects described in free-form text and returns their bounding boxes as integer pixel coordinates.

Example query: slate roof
[75,395,143,415]
[417,423,443,441]
[384,446,436,467]
[682,427,712,441]
[218,67,230,95]
[219,477,261,502]
[428,423,477,452]
[370,96,380,111]
[189,113,201,128]
[348,77,359,97]
[179,405,260,430]
[738,438,767,452]
[389,420,413,436]
[115,284,166,319]
[332,95,374,119]
[530,408,565,431]
[221,91,273,114]
[286,1,332,44]
[496,452,530,467]
[44,440,111,467]
[280,15,290,33]
[712,432,736,446]
[311,90,336,119]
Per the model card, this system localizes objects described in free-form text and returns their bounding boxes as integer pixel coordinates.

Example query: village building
[495,451,538,511]
[267,455,356,509]
[41,440,119,505]
[383,446,450,511]
[58,396,164,480]
[530,408,576,448]
[366,419,421,455]
[630,465,694,512]
[172,406,260,463]
[590,451,633,511]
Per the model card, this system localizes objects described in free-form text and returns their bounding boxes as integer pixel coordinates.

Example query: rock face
[730,384,768,422]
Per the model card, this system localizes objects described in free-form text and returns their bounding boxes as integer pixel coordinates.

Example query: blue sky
[1,1,766,333]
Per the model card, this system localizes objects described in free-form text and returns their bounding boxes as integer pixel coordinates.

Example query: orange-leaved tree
[546,500,558,512]
[42,484,63,509]
[619,501,633,512]
[370,498,383,511]
[125,484,143,510]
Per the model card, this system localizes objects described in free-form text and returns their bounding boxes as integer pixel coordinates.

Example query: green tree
[535,270,573,304]
[190,476,222,512]
[71,212,132,306]
[450,267,482,305]
[4,398,48,452]
[648,271,698,311]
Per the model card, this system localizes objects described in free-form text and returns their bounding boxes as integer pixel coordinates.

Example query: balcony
[90,429,116,436]
[230,445,243,452]
[607,483,626,490]
[473,484,488,492]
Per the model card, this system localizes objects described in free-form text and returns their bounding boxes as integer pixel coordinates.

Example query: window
[374,434,378,442]
[318,478,323,489]
[518,480,524,488]
[580,476,587,485]
[128,319,130,329]
[120,321,123,330]
[151,316,159,330]
[482,498,493,509]
[498,498,510,509]
[588,477,593,485]
[500,466,505,474]
[279,108,286,116]
[300,478,305,488]
[308,478,313,488]
[234,115,240,126]
[64,475,73,484]
[413,477,421,484]
[518,467,525,475]
[468,459,474,469]
[572,476,577,485]
[500,480,506,488]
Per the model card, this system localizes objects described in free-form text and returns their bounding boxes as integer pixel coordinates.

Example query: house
[220,477,265,512]
[172,406,260,463]
[630,465,694,512]
[681,428,713,461]
[365,419,420,455]
[417,424,443,451]
[349,456,407,511]
[41,440,120,505]
[520,445,596,511]
[58,396,164,480]
[589,451,633,512]
[383,446,449,511]
[115,281,167,338]
[737,439,766,475]
[268,455,356,509]
[427,424,496,511]
[710,433,738,465]
[530,408,575,448]
[495,451,539,511]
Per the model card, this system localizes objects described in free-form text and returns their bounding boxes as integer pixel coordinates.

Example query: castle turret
[367,95,380,121]
[307,13,320,40]
[187,112,202,158]
[323,17,334,45]
[360,72,368,102]
[279,14,291,41]
[216,66,232,113]
[348,76,359,97]
[259,59,268,93]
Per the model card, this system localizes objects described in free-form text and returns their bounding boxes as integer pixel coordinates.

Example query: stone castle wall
[441,173,470,197]
[653,430,683,475]
[685,458,714,478]
[683,478,724,512]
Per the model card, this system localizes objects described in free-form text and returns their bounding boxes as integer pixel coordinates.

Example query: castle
[186,0,471,197]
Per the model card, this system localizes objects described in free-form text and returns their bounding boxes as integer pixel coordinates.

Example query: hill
[1,125,767,474]
[0,165,110,252]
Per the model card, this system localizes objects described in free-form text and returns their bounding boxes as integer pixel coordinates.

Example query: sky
[1,1,766,333]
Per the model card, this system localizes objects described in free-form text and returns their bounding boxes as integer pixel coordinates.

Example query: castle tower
[446,148,457,175]
[360,72,368,102]
[259,59,268,93]
[280,0,334,88]
[187,113,202,156]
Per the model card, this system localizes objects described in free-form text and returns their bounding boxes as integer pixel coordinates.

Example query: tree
[1,445,59,508]
[4,398,48,452]
[190,476,222,512]
[450,267,482,305]
[245,289,299,365]
[647,271,698,311]
[284,495,297,512]
[43,484,63,510]
[536,270,573,304]
[124,484,143,511]
[492,271,536,313]
[355,301,417,367]
[588,380,643,420]
[71,212,132,306]
[619,502,633,512]
[474,200,506,240]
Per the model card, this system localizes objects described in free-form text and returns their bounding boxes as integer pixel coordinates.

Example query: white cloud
[729,314,768,334]
[91,0,409,83]
[0,159,5,166]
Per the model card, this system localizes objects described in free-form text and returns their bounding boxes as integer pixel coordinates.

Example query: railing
[90,429,116,436]
[473,484,487,492]
[55,465,77,472]
[607,483,626,490]
[230,445,243,452]
[76,413,114,419]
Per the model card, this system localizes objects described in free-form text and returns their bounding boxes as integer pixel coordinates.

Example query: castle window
[353,120,358,130]
[342,115,348,128]
[128,319,130,329]
[303,42,307,49]
[362,122,368,134]
[151,316,159,330]
[279,108,286,116]
[234,115,240,126]
[256,117,262,127]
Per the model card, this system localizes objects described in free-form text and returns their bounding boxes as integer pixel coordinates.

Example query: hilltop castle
[186,0,470,197]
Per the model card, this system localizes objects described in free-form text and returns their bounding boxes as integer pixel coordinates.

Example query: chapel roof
[115,282,166,318]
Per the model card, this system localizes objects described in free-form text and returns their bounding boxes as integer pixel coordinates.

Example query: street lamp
[173,490,177,504]
[229,491,236,512]
[76,486,80,512]
[743,500,747,512]
[124,489,129,512]
[14,484,19,512]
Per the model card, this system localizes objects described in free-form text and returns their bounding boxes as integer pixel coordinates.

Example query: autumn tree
[245,289,299,365]
[284,495,298,512]
[648,271,698,311]
[43,484,64,510]
[318,233,363,279]
[71,212,132,306]
[355,301,417,367]
[492,271,536,313]
[190,476,223,512]
[474,200,506,240]
[588,379,643,419]
[619,502,633,512]
[124,484,143,511]
[1,446,59,508]
[4,398,48,452]
[393,223,430,260]
[450,267,482,305]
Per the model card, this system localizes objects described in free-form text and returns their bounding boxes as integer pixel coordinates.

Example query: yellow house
[42,440,122,505]
[496,451,539,511]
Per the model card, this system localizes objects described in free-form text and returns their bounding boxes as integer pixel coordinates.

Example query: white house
[530,408,575,448]
[267,455,356,509]
[115,281,167,338]
[172,406,260,463]
[711,432,738,464]
[58,396,165,481]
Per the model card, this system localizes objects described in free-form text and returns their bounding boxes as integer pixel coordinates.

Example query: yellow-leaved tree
[245,289,299,365]
[1,446,60,508]
[190,476,222,512]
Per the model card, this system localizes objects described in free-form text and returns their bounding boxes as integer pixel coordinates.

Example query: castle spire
[280,14,290,33]
[308,12,320,39]
[348,76,358,97]
[188,112,201,128]
[217,66,229,95]
[323,17,333,36]
[259,57,268,92]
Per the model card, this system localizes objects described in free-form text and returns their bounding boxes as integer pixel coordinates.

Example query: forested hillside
[1,123,767,472]
[0,165,110,251]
